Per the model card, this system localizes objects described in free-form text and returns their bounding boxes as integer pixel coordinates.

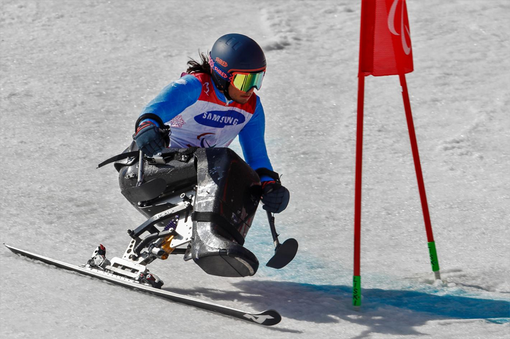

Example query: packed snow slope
[1,1,509,338]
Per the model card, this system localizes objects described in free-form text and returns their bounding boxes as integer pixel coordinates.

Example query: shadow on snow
[167,280,509,335]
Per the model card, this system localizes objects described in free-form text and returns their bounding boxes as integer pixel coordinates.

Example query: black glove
[133,121,170,156]
[261,180,290,213]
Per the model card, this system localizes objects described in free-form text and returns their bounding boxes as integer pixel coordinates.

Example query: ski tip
[3,243,25,257]
[261,309,282,326]
[244,309,281,326]
[4,243,28,256]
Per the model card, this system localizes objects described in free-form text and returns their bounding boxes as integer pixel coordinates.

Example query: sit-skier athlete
[133,33,290,214]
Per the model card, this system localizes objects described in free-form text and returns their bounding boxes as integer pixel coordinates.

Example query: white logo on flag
[388,0,411,55]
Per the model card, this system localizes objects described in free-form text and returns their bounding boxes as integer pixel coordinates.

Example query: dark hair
[186,52,211,74]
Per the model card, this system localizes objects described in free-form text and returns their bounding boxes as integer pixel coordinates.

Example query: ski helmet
[209,33,266,92]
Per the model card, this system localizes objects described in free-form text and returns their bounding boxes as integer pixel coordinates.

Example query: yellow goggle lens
[231,71,265,92]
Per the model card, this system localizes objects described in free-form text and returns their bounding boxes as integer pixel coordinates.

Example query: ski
[4,244,281,326]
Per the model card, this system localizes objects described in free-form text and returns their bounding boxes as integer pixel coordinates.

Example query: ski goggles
[230,71,265,92]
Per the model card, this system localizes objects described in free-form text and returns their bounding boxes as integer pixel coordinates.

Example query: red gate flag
[359,0,413,76]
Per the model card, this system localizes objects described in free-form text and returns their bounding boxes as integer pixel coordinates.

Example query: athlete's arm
[239,98,273,175]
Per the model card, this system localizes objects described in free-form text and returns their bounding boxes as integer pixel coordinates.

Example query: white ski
[4,243,281,326]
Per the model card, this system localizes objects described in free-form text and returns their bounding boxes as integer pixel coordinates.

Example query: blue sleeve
[140,74,202,123]
[239,98,274,179]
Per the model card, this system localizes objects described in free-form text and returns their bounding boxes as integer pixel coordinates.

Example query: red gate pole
[353,72,366,307]
[397,72,441,280]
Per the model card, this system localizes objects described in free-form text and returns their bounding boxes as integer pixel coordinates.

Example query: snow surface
[1,0,509,338]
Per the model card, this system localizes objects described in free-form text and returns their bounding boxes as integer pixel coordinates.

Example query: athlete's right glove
[133,121,170,156]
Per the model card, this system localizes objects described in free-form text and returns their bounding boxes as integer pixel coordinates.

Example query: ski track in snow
[1,0,509,338]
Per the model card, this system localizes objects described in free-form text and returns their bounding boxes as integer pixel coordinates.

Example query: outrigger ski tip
[265,211,298,269]
[266,238,299,269]
[3,243,282,326]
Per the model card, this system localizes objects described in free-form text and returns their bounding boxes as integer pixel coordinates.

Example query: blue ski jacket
[139,72,273,175]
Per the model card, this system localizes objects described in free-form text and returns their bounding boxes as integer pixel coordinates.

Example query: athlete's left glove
[261,180,290,213]
[133,121,170,156]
